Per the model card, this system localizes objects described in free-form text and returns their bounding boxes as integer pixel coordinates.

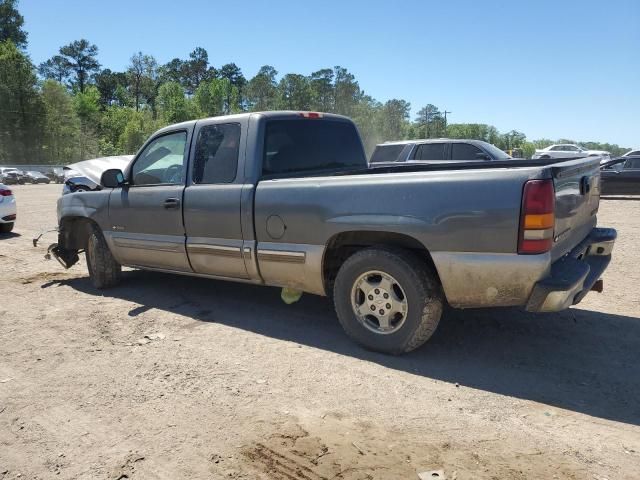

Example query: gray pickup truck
[51,111,616,354]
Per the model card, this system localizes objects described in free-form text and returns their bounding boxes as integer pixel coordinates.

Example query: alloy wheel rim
[350,270,408,335]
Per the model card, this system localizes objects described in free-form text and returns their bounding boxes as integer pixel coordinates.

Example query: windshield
[481,142,512,159]
[262,119,367,177]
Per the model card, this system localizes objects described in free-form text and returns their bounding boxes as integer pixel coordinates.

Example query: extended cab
[52,111,616,354]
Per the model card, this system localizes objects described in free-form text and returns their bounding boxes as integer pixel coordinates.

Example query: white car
[0,183,17,233]
[622,148,640,157]
[532,144,610,160]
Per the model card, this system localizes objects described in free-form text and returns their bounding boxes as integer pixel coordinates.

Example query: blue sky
[20,0,640,147]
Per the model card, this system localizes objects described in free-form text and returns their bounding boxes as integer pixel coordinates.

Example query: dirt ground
[0,184,639,480]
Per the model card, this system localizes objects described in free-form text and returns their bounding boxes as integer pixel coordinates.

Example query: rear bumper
[525,227,616,312]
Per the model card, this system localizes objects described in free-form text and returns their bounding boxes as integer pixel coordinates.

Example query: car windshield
[481,142,512,159]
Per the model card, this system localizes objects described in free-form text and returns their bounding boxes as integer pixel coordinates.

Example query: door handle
[163,198,180,209]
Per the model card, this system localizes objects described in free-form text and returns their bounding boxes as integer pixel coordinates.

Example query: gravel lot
[1,184,639,479]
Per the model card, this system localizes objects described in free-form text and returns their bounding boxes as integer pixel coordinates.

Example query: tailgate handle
[163,197,180,209]
[580,176,592,195]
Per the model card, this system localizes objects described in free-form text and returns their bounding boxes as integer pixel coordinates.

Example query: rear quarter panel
[254,167,546,303]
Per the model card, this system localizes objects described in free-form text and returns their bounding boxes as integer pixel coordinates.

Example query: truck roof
[153,111,352,136]
[379,138,493,148]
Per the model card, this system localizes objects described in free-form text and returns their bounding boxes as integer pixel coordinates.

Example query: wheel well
[322,231,439,296]
[59,216,98,250]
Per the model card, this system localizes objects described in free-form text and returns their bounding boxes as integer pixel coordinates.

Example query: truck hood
[64,155,134,184]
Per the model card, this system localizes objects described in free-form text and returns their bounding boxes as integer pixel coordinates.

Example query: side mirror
[101,169,125,188]
[475,152,491,160]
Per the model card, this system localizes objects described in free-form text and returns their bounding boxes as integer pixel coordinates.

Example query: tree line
[0,0,631,165]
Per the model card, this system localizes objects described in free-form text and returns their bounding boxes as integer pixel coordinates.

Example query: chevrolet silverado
[50,111,616,354]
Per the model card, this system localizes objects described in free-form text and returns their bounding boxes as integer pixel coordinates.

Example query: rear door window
[192,123,240,184]
[451,143,484,161]
[414,143,447,161]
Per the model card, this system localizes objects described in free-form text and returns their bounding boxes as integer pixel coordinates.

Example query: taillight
[0,188,12,197]
[518,179,555,254]
[299,112,323,119]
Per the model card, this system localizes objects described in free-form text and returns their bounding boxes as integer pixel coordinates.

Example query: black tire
[86,227,122,289]
[0,222,14,233]
[333,247,443,355]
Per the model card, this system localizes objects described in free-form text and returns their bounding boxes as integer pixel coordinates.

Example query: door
[183,120,249,279]
[565,145,584,159]
[619,158,640,194]
[107,130,191,271]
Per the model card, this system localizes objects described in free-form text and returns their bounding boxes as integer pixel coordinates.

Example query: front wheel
[333,248,443,354]
[86,227,122,289]
[0,222,14,233]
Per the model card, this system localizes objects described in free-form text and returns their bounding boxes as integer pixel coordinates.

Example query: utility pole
[443,110,452,135]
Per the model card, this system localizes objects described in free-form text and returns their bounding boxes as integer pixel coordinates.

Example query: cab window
[451,143,483,160]
[414,143,446,161]
[192,123,240,184]
[131,131,187,186]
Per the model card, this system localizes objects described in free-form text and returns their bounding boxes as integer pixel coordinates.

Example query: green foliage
[74,85,100,123]
[41,80,80,163]
[94,68,128,107]
[277,74,311,110]
[0,0,27,48]
[157,82,194,124]
[57,39,100,93]
[245,65,278,111]
[38,55,70,83]
[0,40,44,163]
[119,110,159,154]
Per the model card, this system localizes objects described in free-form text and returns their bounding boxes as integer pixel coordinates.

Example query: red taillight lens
[518,179,555,254]
[0,189,12,197]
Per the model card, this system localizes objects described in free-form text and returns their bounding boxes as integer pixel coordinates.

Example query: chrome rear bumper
[525,227,616,312]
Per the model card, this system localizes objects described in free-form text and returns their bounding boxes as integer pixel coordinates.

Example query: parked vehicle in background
[369,139,512,164]
[600,156,640,195]
[0,168,22,184]
[0,184,17,233]
[46,168,65,183]
[1,171,24,185]
[62,155,133,194]
[533,144,610,160]
[24,171,51,184]
[49,111,617,355]
[622,148,640,157]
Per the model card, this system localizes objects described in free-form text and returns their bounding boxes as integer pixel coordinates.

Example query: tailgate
[550,157,601,261]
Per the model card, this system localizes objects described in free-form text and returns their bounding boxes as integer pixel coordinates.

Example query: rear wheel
[333,247,443,354]
[86,227,122,289]
[0,222,14,233]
